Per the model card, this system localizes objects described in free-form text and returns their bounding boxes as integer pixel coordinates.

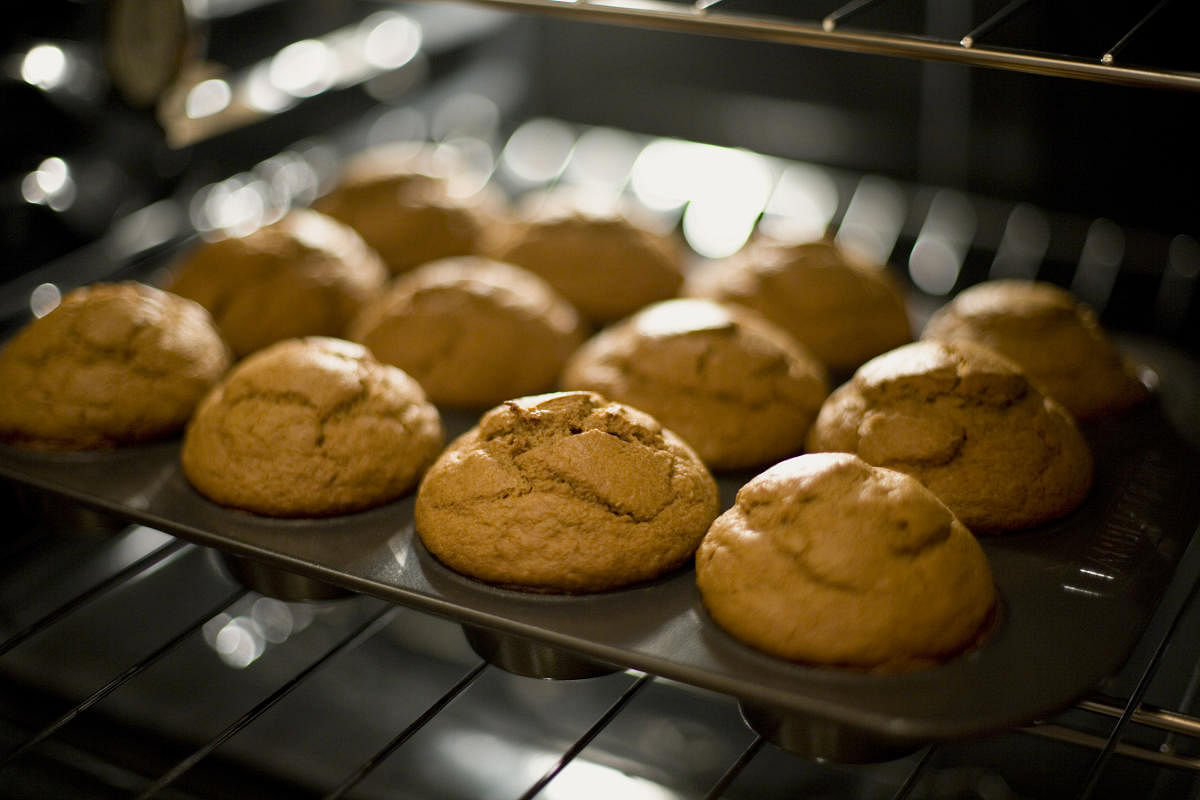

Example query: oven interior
[2,2,1199,798]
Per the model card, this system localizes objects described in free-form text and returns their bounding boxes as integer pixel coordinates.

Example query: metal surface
[415,0,1200,91]
[0,350,1197,759]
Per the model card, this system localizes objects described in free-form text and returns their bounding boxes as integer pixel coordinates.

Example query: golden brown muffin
[921,279,1149,421]
[695,452,996,671]
[685,238,912,375]
[493,207,685,325]
[348,257,584,409]
[0,282,230,450]
[805,340,1093,532]
[414,391,720,593]
[165,209,387,359]
[313,144,494,275]
[561,298,828,470]
[181,337,443,517]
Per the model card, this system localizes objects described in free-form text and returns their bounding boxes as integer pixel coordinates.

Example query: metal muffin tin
[1,338,1197,762]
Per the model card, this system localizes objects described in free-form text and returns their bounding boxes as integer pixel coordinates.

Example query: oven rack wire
[1,526,1199,800]
[419,0,1200,92]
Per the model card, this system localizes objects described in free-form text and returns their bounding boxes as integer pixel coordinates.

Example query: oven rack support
[417,0,1200,92]
[1,532,1198,799]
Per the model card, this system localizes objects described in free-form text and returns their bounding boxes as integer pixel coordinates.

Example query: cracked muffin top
[165,209,388,359]
[414,390,720,593]
[0,282,231,450]
[805,339,1093,532]
[696,452,996,671]
[921,279,1149,421]
[561,298,828,470]
[181,337,443,517]
[348,257,584,409]
[684,238,913,375]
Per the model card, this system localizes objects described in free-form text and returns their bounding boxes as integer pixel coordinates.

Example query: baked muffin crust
[415,391,720,593]
[0,282,230,450]
[166,209,387,359]
[349,257,584,409]
[313,145,492,275]
[696,452,995,671]
[182,337,443,517]
[806,340,1093,532]
[494,207,684,325]
[922,279,1149,420]
[561,298,828,470]
[686,238,912,374]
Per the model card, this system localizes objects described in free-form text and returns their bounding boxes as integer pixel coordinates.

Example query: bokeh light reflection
[185,78,232,119]
[202,597,317,669]
[630,139,774,257]
[270,39,336,98]
[500,118,576,187]
[908,189,976,296]
[30,283,62,318]
[759,162,839,243]
[21,44,67,90]
[21,157,76,212]
[363,12,422,71]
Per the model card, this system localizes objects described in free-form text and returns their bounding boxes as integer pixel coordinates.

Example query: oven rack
[1,523,1200,799]
[420,0,1200,92]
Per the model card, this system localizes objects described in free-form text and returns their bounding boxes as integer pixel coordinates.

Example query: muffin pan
[1,339,1197,761]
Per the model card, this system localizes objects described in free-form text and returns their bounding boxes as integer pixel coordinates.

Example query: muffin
[695,452,996,671]
[685,238,912,375]
[348,257,585,409]
[493,206,685,325]
[165,209,388,359]
[313,144,494,275]
[414,391,720,593]
[561,298,828,470]
[922,279,1149,420]
[0,282,230,450]
[181,337,443,517]
[805,340,1093,532]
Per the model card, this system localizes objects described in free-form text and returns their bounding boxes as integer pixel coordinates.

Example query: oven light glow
[629,139,773,225]
[363,13,422,70]
[1062,584,1104,599]
[540,758,680,800]
[21,156,76,212]
[21,43,67,90]
[202,598,316,670]
[628,139,696,211]
[30,283,62,318]
[1078,568,1115,581]
[759,162,838,244]
[500,118,576,186]
[908,189,976,295]
[194,176,270,236]
[1071,218,1124,314]
[835,174,904,267]
[214,616,267,668]
[270,39,336,98]
[682,198,757,259]
[990,202,1050,280]
[631,140,772,257]
[566,127,641,192]
[240,63,289,113]
[439,731,683,800]
[185,78,233,119]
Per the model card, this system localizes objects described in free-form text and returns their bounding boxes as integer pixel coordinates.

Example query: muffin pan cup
[1,339,1197,762]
